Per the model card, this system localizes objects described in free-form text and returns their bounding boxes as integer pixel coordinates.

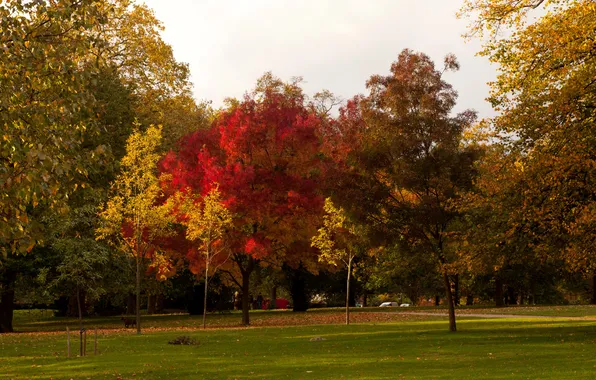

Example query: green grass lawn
[454,304,596,317]
[2,309,596,379]
[363,304,596,317]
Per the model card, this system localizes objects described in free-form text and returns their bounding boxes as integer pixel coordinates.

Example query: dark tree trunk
[155,294,164,313]
[232,255,255,325]
[591,274,596,305]
[453,274,460,306]
[147,294,156,315]
[442,269,457,332]
[434,296,440,306]
[495,276,505,307]
[290,266,309,312]
[406,290,420,306]
[241,270,250,325]
[76,287,83,330]
[0,270,16,333]
[348,277,356,308]
[506,286,516,305]
[466,294,474,306]
[126,293,136,315]
[362,293,368,307]
[68,290,87,318]
[269,286,277,309]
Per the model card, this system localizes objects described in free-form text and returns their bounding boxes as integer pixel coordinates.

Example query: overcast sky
[142,0,497,118]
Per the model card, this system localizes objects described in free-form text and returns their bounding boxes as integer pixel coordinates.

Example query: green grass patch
[375,304,596,317]
[2,316,596,379]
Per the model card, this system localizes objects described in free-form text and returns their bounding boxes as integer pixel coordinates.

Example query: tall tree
[162,74,324,325]
[0,0,115,333]
[0,0,109,255]
[0,0,197,332]
[97,125,174,334]
[335,50,480,331]
[459,0,596,286]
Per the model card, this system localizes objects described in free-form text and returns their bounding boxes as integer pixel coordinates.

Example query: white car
[379,302,398,307]
[399,303,410,307]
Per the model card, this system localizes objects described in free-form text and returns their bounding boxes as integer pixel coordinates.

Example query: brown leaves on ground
[7,311,437,336]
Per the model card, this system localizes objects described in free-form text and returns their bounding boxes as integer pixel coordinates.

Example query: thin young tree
[181,185,233,329]
[97,124,174,335]
[312,198,362,325]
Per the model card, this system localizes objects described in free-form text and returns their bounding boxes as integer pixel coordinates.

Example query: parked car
[379,302,398,307]
[399,303,410,307]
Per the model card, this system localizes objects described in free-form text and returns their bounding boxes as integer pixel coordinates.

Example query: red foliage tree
[161,75,325,324]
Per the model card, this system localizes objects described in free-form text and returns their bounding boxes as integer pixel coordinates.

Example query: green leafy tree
[0,0,111,255]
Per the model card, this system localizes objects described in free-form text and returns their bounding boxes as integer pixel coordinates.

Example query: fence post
[79,328,86,357]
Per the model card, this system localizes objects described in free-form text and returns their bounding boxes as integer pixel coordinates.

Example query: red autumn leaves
[160,85,326,279]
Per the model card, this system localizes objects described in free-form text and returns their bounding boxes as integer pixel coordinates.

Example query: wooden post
[94,327,97,355]
[83,329,87,356]
[67,327,71,358]
[79,329,83,357]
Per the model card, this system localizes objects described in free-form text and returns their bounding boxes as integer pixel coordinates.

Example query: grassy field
[388,304,596,318]
[2,307,596,379]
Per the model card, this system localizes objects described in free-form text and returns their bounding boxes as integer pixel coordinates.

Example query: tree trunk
[147,294,156,315]
[0,270,16,333]
[362,293,368,307]
[155,294,164,313]
[591,274,596,305]
[76,286,83,330]
[495,276,504,307]
[466,294,474,306]
[506,286,516,305]
[126,293,136,315]
[434,296,440,306]
[346,259,352,325]
[68,290,87,317]
[453,274,460,306]
[289,265,309,312]
[269,286,277,309]
[203,261,209,329]
[136,256,141,335]
[442,269,456,332]
[241,270,250,325]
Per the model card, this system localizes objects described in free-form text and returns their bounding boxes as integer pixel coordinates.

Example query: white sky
[142,0,497,118]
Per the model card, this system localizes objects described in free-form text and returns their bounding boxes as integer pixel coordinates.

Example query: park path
[394,311,596,319]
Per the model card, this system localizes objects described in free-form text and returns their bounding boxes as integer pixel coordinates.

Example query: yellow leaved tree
[97,124,174,335]
[311,198,363,325]
[181,185,233,329]
[459,0,596,294]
